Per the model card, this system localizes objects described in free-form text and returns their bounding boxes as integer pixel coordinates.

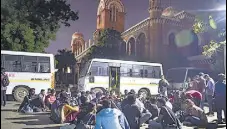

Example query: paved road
[1,101,226,129]
[1,101,65,129]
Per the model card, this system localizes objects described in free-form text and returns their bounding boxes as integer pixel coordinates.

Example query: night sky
[45,0,219,54]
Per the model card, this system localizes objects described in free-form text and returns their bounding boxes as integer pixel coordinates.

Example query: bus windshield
[80,61,91,77]
[166,69,187,83]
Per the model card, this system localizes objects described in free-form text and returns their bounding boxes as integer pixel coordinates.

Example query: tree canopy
[81,29,125,62]
[193,14,226,73]
[1,0,79,52]
[193,15,226,57]
[55,49,76,71]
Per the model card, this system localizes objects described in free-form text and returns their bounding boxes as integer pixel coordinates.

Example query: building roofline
[121,17,150,35]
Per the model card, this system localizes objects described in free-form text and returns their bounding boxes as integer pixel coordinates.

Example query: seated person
[183,90,202,107]
[95,99,130,129]
[76,102,96,128]
[91,92,103,105]
[61,103,79,123]
[57,89,66,99]
[149,98,182,129]
[47,88,52,95]
[122,94,141,129]
[18,88,44,113]
[183,99,208,127]
[144,98,159,120]
[50,92,70,123]
[164,97,173,110]
[38,89,46,109]
[45,89,56,110]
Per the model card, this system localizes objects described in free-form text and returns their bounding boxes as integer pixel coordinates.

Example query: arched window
[136,33,146,57]
[110,6,113,21]
[110,4,118,22]
[127,38,136,56]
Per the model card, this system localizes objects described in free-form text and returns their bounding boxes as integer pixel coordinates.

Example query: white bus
[1,50,55,102]
[78,58,163,96]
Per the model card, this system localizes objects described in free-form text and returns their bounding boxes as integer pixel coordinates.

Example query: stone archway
[136,33,146,58]
[127,37,136,56]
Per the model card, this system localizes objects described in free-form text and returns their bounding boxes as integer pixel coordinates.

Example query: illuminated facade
[71,0,205,71]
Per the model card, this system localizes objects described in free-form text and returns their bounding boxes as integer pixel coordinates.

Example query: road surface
[1,101,226,129]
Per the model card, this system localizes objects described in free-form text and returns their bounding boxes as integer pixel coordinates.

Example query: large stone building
[71,0,205,71]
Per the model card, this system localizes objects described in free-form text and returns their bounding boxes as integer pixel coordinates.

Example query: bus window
[143,66,161,79]
[140,69,144,77]
[186,69,201,80]
[4,55,22,72]
[22,56,37,72]
[37,57,50,73]
[132,65,143,77]
[120,63,132,77]
[153,66,162,78]
[80,61,91,77]
[144,69,148,77]
[166,69,187,83]
[89,61,108,76]
[186,69,211,80]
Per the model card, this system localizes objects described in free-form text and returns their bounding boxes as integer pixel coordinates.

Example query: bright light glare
[217,5,226,11]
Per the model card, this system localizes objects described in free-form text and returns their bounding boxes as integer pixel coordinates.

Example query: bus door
[109,67,120,94]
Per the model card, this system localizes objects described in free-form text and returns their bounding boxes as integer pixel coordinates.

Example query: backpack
[2,73,9,87]
[161,106,182,129]
[75,114,94,129]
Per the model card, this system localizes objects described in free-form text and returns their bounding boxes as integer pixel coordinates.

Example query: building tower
[71,32,85,56]
[149,0,164,18]
[148,0,166,62]
[96,0,125,33]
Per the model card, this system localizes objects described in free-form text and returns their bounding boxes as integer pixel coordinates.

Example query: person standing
[214,74,226,124]
[204,74,215,116]
[158,75,169,97]
[197,72,206,109]
[1,67,9,106]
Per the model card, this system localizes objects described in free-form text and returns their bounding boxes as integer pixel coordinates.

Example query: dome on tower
[72,32,84,39]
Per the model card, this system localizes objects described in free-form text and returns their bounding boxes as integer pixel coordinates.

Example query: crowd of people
[1,69,226,129]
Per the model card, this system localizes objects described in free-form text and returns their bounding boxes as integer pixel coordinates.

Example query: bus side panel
[6,72,52,95]
[84,76,109,91]
[120,77,159,95]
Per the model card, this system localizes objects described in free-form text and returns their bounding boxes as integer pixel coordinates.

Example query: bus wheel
[91,88,104,94]
[13,86,29,102]
[138,88,150,99]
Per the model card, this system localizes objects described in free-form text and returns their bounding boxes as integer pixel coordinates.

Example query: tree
[81,28,125,62]
[1,0,79,52]
[55,49,76,84]
[193,14,226,73]
[55,49,76,71]
[193,15,226,57]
